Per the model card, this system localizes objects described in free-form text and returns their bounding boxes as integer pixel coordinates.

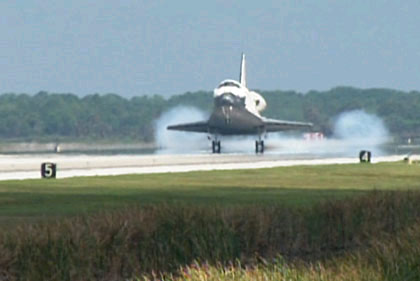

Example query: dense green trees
[0,87,419,142]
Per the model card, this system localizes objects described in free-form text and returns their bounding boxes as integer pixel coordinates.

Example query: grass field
[0,161,420,280]
[0,162,419,223]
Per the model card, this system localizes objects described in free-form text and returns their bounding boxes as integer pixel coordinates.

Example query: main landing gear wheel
[212,141,221,154]
[255,140,264,154]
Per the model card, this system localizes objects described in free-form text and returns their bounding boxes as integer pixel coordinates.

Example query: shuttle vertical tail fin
[239,53,246,88]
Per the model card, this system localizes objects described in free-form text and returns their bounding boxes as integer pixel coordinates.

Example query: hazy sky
[1,1,420,97]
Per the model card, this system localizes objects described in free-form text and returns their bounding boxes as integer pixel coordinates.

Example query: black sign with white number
[359,150,372,163]
[41,163,57,178]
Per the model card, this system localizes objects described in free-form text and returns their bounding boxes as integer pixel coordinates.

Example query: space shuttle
[167,54,312,153]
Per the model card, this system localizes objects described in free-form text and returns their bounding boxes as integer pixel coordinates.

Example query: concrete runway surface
[0,153,408,181]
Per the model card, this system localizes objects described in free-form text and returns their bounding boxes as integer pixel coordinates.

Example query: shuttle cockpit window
[218,81,240,89]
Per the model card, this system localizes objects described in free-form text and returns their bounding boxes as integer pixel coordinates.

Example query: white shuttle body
[168,54,312,153]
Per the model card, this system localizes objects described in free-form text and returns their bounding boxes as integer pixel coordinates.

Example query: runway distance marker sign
[41,163,57,178]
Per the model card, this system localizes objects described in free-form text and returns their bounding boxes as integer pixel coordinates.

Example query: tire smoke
[154,107,390,156]
[333,110,389,142]
[154,106,209,154]
[330,109,390,155]
[266,109,390,156]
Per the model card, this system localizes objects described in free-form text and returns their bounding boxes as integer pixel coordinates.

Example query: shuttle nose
[216,93,235,106]
[221,94,234,104]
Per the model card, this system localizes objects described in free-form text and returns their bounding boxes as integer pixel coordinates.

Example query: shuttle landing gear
[209,135,221,154]
[212,140,221,153]
[255,140,264,154]
[255,131,265,154]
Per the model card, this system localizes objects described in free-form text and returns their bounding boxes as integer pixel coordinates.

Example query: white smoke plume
[264,109,390,156]
[329,109,390,155]
[154,106,209,154]
[154,107,390,156]
[333,110,389,141]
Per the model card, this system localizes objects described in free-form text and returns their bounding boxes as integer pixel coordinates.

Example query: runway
[0,152,407,181]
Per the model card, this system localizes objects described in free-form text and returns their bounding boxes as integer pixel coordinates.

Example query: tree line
[0,87,419,142]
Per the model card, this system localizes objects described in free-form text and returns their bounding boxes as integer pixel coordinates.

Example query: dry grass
[156,223,420,281]
[0,191,419,280]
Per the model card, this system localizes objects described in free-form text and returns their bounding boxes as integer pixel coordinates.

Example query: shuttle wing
[262,118,312,132]
[167,121,209,133]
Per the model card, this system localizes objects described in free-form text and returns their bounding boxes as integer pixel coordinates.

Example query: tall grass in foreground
[1,191,420,280]
[151,223,420,281]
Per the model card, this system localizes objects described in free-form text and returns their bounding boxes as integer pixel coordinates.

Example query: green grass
[0,162,419,225]
[1,161,420,280]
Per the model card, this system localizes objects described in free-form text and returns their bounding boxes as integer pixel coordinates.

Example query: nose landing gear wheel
[255,140,264,154]
[212,141,221,153]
